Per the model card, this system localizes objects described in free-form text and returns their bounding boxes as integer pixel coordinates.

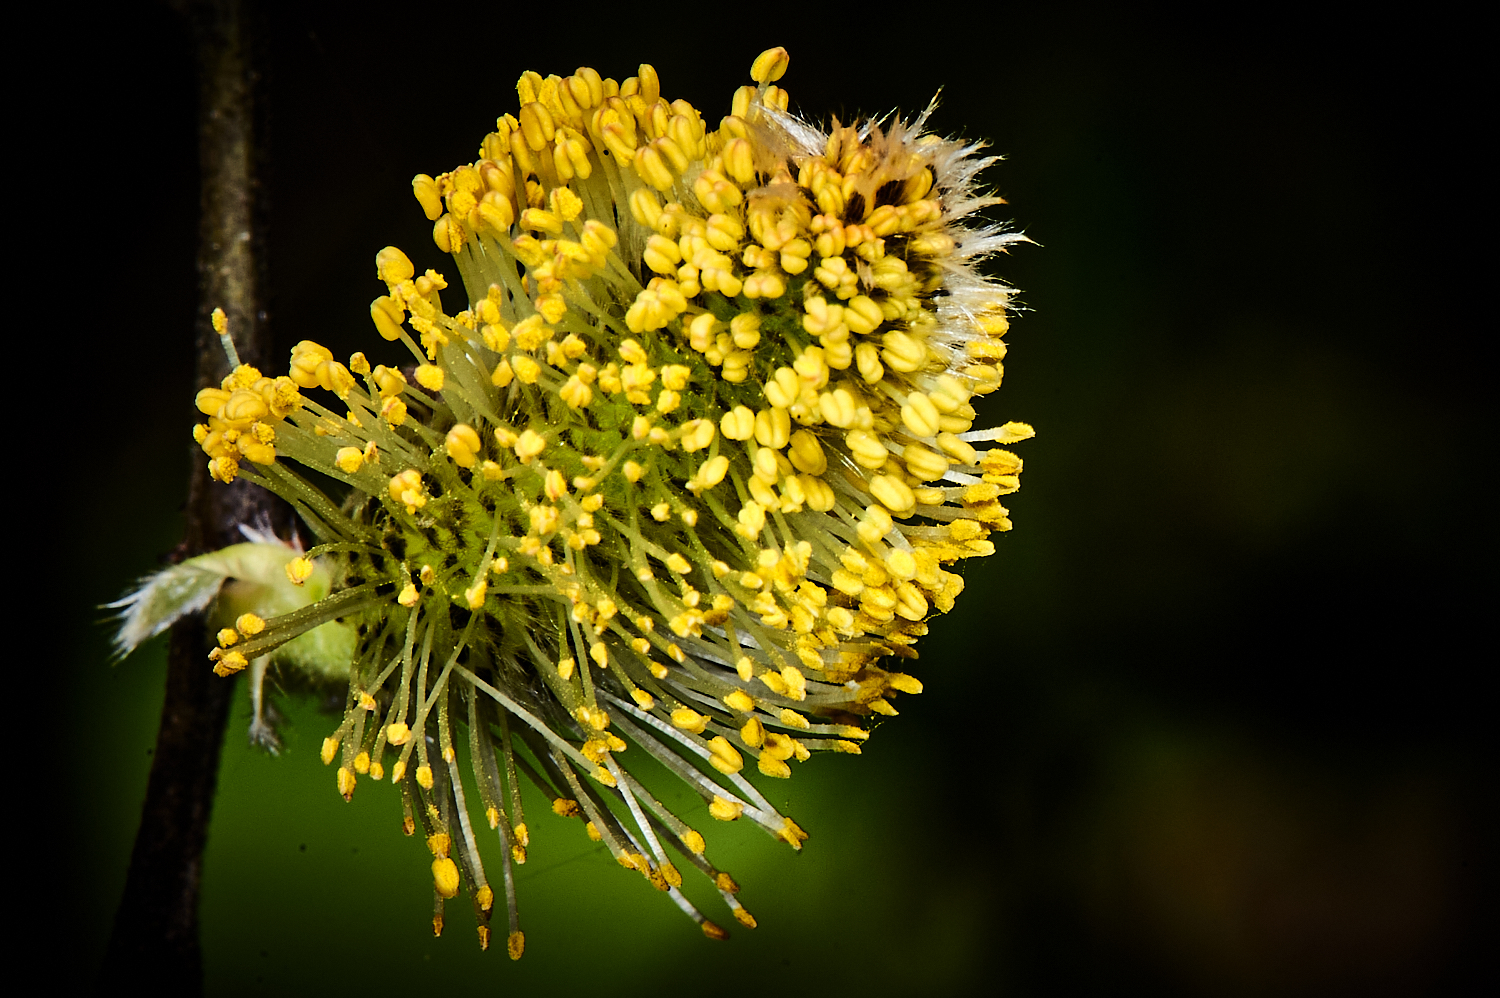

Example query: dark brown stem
[100,0,275,990]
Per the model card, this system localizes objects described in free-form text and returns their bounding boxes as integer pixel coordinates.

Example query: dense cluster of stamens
[185,47,1031,955]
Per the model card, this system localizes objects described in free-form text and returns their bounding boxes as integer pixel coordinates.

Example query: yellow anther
[335,446,364,474]
[445,423,482,468]
[902,443,950,481]
[388,469,427,512]
[416,765,434,789]
[679,418,715,452]
[397,583,419,607]
[763,366,799,409]
[875,327,924,373]
[812,387,853,428]
[757,755,791,779]
[216,628,238,648]
[736,501,766,539]
[514,428,546,461]
[793,345,830,392]
[412,174,443,220]
[843,294,883,334]
[211,648,246,674]
[937,432,979,465]
[719,405,755,440]
[235,612,265,636]
[364,292,411,342]
[695,454,730,490]
[380,396,408,426]
[518,101,555,151]
[753,407,791,449]
[709,796,744,821]
[706,213,745,253]
[376,246,415,284]
[857,504,895,544]
[431,857,460,899]
[784,429,826,475]
[371,365,407,398]
[707,736,744,775]
[285,556,314,586]
[512,355,541,383]
[748,45,793,87]
[635,144,675,191]
[779,665,807,701]
[885,548,919,581]
[414,364,445,392]
[320,736,339,765]
[900,392,942,438]
[643,233,682,274]
[722,136,755,184]
[618,339,648,365]
[670,707,709,733]
[693,912,729,936]
[195,387,230,417]
[732,714,762,749]
[337,767,356,799]
[724,312,759,350]
[845,429,888,469]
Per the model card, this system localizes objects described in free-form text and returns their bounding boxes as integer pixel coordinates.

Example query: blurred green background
[58,4,1480,995]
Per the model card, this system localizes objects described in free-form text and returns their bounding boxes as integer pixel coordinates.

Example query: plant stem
[100,0,278,990]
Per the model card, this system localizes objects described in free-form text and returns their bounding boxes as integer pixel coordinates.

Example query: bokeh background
[58,4,1481,995]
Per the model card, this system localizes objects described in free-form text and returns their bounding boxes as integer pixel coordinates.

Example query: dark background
[57,3,1483,995]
